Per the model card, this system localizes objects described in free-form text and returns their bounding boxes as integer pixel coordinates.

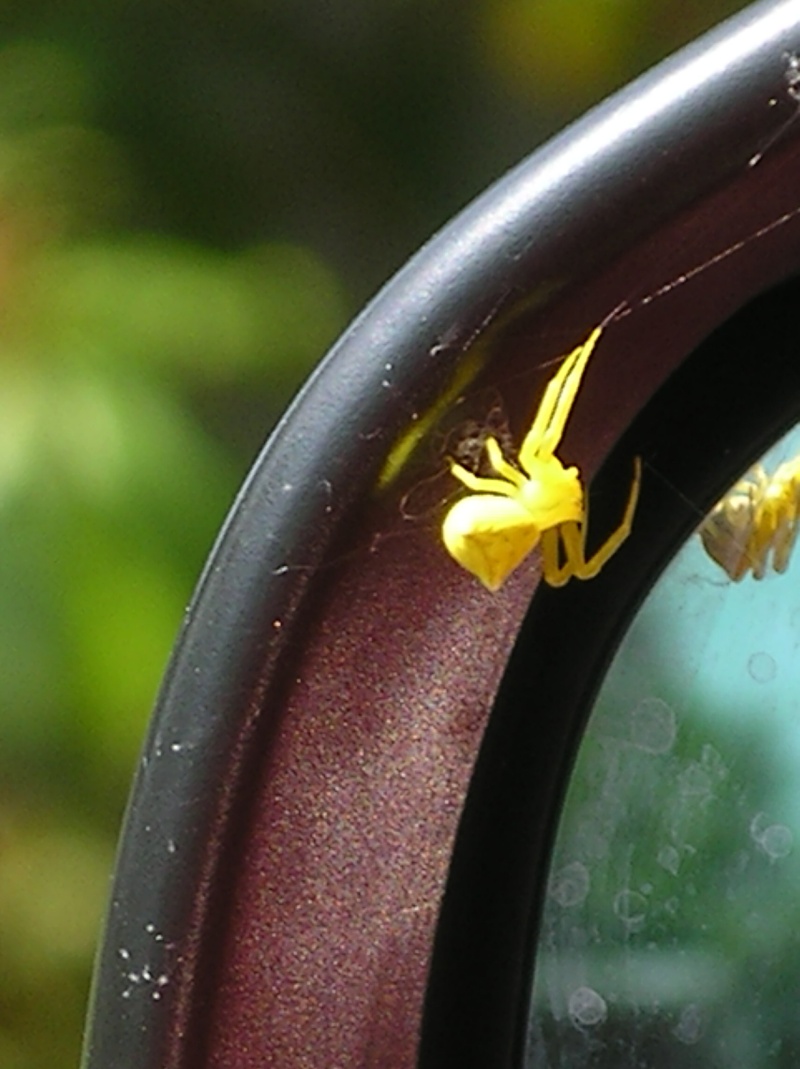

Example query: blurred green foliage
[0,2,750,1066]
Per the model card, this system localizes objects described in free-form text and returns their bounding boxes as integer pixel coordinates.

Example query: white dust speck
[120,925,171,1000]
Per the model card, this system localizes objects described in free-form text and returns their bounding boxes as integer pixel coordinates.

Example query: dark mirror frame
[81,2,800,1066]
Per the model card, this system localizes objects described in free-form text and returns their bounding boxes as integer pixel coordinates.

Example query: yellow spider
[442,325,641,591]
[699,457,800,580]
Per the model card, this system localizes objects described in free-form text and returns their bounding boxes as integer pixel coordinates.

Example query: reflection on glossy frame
[527,424,800,1069]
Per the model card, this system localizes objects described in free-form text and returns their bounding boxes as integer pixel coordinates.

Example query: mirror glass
[527,424,800,1068]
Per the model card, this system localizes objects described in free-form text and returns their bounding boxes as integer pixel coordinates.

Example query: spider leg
[574,456,641,578]
[731,466,769,579]
[766,467,800,574]
[519,326,603,469]
[772,510,799,573]
[777,477,800,572]
[746,466,781,579]
[547,457,641,584]
[484,437,527,487]
[539,527,574,587]
[449,455,520,498]
[699,493,754,581]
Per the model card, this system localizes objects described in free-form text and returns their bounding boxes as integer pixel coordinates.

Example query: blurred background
[0,1,751,1065]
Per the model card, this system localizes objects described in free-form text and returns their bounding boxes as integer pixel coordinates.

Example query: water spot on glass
[568,986,607,1027]
[613,888,647,930]
[751,813,793,858]
[700,743,727,778]
[730,848,750,875]
[629,697,677,754]
[673,1002,703,1044]
[664,896,680,915]
[657,844,680,875]
[549,861,590,908]
[747,651,777,683]
[760,824,793,859]
[678,762,713,800]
